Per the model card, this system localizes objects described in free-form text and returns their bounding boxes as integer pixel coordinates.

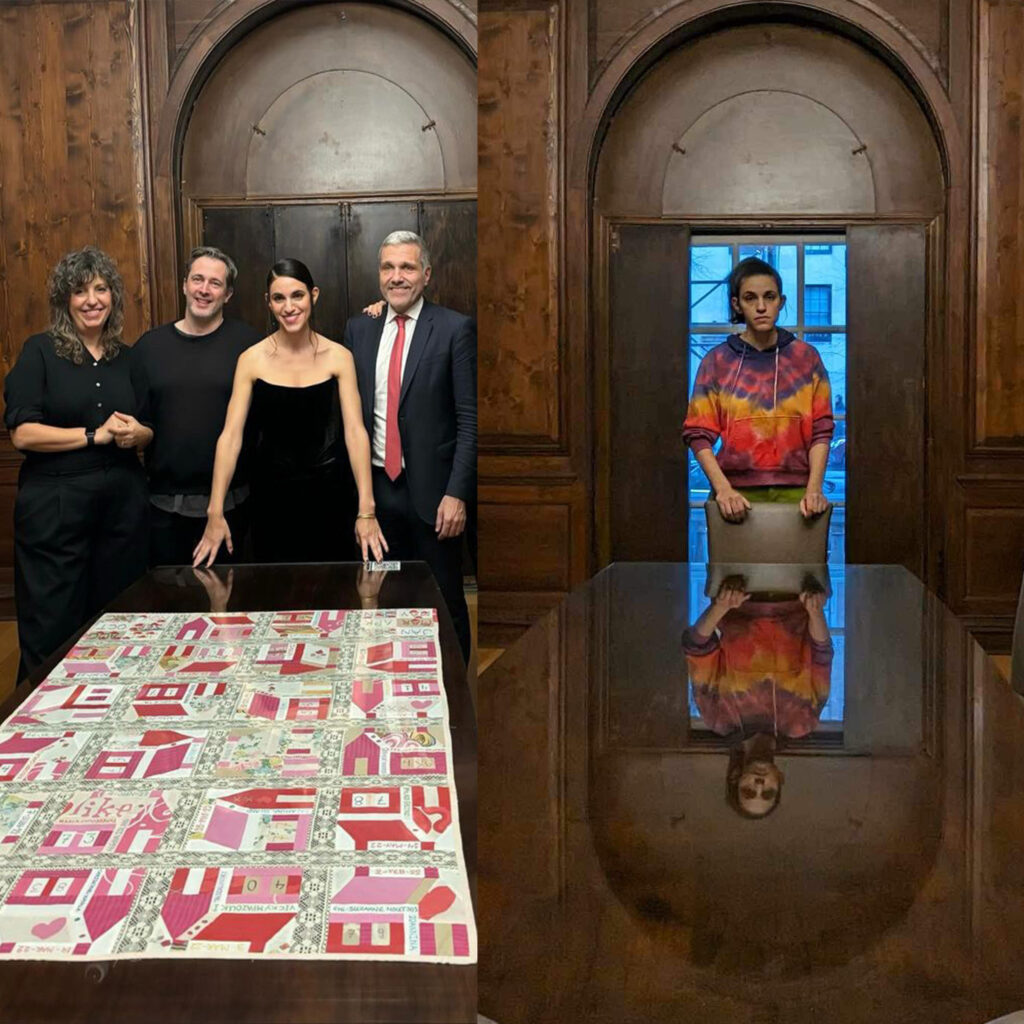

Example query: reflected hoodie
[682,329,834,488]
[682,600,833,739]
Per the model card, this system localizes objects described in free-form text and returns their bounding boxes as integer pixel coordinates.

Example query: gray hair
[47,246,125,364]
[378,231,431,272]
[185,245,238,289]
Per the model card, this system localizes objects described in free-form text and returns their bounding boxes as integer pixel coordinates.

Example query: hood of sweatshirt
[726,327,797,356]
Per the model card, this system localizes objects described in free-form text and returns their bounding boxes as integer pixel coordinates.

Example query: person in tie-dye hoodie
[683,256,834,522]
[683,578,833,818]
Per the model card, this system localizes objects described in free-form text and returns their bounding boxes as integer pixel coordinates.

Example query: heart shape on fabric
[410,700,433,710]
[31,917,66,940]
[417,885,455,920]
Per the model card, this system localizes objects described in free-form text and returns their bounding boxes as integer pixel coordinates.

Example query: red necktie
[384,314,407,481]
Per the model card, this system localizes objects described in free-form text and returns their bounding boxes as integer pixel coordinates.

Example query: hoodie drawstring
[724,346,746,447]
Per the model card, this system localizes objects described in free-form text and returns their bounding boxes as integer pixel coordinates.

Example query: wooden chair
[704,499,832,564]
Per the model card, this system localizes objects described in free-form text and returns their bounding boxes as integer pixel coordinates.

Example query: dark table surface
[0,561,476,1024]
[479,562,1024,1024]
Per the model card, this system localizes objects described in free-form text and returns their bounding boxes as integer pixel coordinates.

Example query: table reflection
[684,572,834,817]
[480,562,1023,1024]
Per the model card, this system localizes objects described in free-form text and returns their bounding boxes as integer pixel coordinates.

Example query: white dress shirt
[372,296,423,468]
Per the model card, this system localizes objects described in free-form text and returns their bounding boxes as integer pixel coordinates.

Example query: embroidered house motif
[0,609,474,963]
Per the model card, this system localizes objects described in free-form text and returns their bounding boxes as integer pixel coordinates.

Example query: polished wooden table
[0,562,476,1024]
[479,562,1024,1024]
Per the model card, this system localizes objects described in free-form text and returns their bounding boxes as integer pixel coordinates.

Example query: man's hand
[435,495,466,540]
[800,489,829,518]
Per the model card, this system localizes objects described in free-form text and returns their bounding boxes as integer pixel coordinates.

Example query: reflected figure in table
[682,577,833,818]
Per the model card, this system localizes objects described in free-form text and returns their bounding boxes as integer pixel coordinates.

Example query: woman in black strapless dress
[192,258,386,566]
[248,376,355,561]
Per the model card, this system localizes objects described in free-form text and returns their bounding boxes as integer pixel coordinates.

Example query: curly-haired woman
[4,246,151,680]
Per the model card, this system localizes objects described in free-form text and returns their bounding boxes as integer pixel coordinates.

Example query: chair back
[704,562,831,601]
[704,500,832,564]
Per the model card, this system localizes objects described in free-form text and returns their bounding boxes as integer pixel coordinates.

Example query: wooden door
[605,223,691,562]
[201,200,477,336]
[846,224,927,574]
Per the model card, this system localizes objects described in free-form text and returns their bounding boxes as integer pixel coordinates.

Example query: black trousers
[373,468,471,663]
[149,501,251,568]
[14,461,149,681]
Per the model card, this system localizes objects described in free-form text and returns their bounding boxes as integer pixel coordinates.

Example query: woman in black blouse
[4,246,151,680]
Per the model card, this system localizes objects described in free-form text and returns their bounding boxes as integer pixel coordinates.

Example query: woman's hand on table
[193,514,232,567]
[355,515,388,563]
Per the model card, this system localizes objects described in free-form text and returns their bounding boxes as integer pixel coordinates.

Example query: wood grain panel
[478,503,570,591]
[419,200,477,320]
[965,508,1024,601]
[976,0,1024,445]
[346,202,421,314]
[168,0,220,65]
[0,1,146,379]
[273,204,346,341]
[201,205,274,336]
[846,224,927,574]
[605,223,689,563]
[478,7,560,443]
[589,0,948,81]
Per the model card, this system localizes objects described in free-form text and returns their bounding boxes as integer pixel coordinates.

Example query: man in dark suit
[343,230,476,661]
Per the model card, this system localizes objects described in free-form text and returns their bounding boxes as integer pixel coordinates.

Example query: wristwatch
[85,430,96,447]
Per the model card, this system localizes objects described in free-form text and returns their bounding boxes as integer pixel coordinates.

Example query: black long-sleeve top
[130,319,260,495]
[3,332,141,473]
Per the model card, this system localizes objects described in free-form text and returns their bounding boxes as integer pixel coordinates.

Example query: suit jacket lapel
[399,301,434,406]
[359,314,387,434]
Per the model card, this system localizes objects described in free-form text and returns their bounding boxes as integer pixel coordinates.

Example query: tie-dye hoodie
[683,600,833,739]
[683,329,834,487]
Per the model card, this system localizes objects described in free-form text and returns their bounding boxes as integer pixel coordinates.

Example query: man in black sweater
[132,246,262,566]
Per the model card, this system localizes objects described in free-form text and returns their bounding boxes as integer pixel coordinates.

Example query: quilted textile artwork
[0,609,476,963]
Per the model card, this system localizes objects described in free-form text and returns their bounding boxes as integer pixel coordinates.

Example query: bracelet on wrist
[356,512,376,520]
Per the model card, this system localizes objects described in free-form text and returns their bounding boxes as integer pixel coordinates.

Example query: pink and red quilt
[0,609,476,962]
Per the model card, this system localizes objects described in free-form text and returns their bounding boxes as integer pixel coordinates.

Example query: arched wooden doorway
[177,2,477,336]
[593,20,944,575]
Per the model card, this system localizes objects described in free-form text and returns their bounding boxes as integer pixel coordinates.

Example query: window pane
[828,505,846,564]
[804,243,846,325]
[687,333,724,510]
[690,245,733,325]
[738,244,797,326]
[805,284,832,326]
[805,331,846,414]
[819,630,845,722]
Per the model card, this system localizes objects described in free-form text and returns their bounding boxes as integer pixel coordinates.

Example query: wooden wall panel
[168,0,219,65]
[479,504,570,590]
[846,224,927,575]
[965,509,1024,602]
[589,0,949,83]
[975,0,1024,446]
[478,7,559,443]
[0,1,147,382]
